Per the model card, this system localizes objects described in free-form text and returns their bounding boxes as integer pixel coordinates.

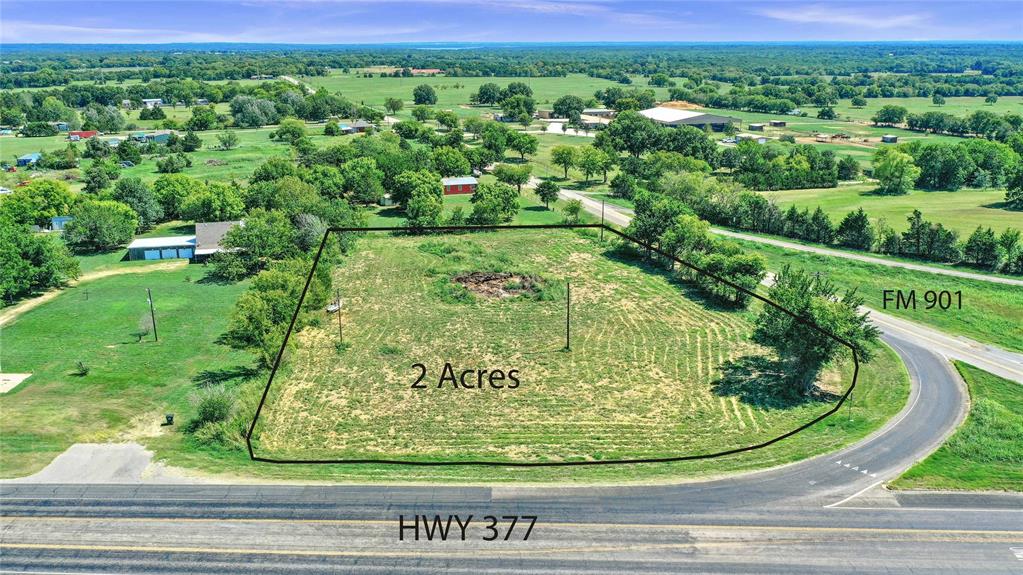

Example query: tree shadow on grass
[712,356,838,410]
[981,201,1020,212]
[192,365,260,388]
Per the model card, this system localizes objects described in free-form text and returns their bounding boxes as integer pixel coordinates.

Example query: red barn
[68,130,99,141]
[442,176,478,195]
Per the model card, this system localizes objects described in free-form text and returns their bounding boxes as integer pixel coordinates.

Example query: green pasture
[831,96,1023,123]
[760,183,1018,236]
[893,362,1022,492]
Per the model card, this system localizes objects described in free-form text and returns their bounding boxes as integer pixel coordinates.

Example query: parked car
[119,161,135,168]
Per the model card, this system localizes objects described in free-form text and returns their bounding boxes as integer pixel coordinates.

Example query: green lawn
[730,239,1023,353]
[892,362,1022,492]
[0,267,253,478]
[760,183,1018,236]
[832,96,1023,123]
[302,72,675,113]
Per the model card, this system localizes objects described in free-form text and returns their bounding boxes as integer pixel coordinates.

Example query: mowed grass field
[832,96,1023,123]
[252,228,904,468]
[301,72,675,113]
[0,267,253,478]
[893,362,1022,492]
[760,183,1018,236]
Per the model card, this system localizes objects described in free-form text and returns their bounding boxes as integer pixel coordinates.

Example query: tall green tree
[753,265,879,394]
[873,148,919,195]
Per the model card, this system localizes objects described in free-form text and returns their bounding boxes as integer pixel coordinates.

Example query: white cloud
[0,19,447,43]
[756,4,929,30]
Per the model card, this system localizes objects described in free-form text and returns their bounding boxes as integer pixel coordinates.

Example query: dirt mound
[453,272,541,298]
[658,100,702,110]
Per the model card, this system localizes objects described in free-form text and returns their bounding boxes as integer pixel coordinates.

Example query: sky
[1,0,1020,44]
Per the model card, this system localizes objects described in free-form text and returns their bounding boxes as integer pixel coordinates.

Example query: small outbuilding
[126,236,196,261]
[349,120,372,133]
[442,176,478,195]
[736,133,768,144]
[68,130,99,141]
[881,134,898,144]
[141,98,163,109]
[16,153,41,167]
[748,123,765,131]
[769,120,787,127]
[815,133,834,143]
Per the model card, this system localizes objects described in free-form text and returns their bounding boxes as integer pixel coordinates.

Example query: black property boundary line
[245,223,860,467]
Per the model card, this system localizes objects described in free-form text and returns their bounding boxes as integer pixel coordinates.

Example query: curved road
[3,327,1021,572]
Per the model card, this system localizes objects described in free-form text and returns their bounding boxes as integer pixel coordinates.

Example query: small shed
[442,176,478,195]
[736,133,767,144]
[769,120,787,127]
[126,235,196,261]
[815,133,833,143]
[195,98,210,106]
[141,98,163,109]
[748,123,765,131]
[536,110,553,119]
[17,153,41,167]
[378,193,395,207]
[68,130,99,141]
[55,122,69,131]
[881,134,898,144]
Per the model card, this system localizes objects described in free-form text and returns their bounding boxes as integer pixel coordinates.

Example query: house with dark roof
[194,221,242,261]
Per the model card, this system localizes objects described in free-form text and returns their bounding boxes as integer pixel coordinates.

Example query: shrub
[187,388,233,433]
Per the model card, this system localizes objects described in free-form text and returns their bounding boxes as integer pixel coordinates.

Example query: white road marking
[824,480,884,509]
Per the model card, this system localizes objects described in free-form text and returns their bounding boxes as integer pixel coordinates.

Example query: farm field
[731,239,1023,352]
[832,96,1023,123]
[759,183,1017,236]
[892,362,1022,492]
[251,228,902,469]
[0,266,253,478]
[302,72,675,115]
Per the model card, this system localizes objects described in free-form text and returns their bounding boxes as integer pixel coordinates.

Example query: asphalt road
[2,334,1021,573]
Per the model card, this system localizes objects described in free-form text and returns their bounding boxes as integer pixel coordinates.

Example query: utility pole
[564,281,571,351]
[146,288,158,342]
[335,288,343,345]
[600,200,605,242]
